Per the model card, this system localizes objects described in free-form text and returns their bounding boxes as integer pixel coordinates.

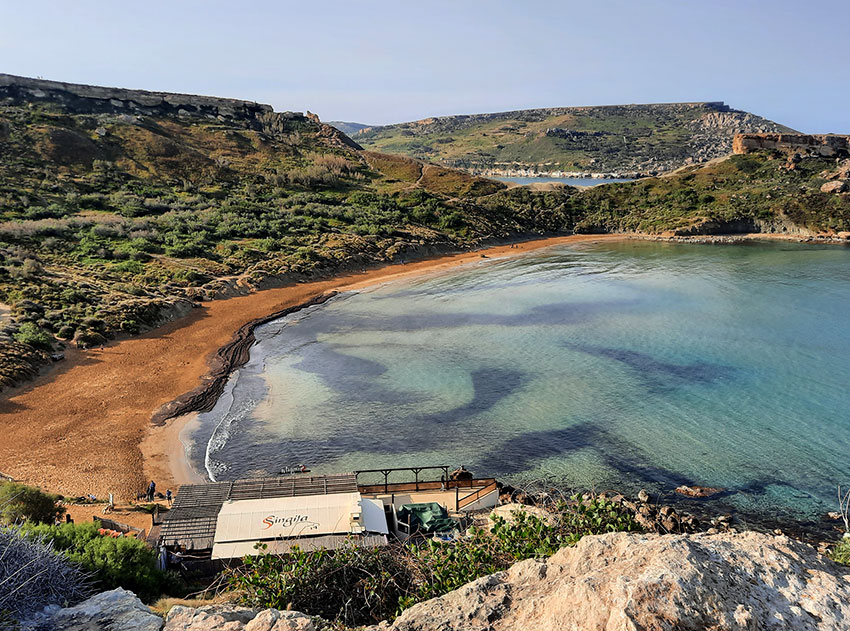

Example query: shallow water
[189,241,850,523]
[495,176,635,186]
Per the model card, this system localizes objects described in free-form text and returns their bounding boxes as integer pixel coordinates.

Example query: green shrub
[56,324,76,339]
[408,529,503,602]
[0,482,65,525]
[113,259,145,274]
[20,522,165,602]
[230,542,414,626]
[556,494,642,543]
[829,538,850,565]
[13,322,53,350]
[73,329,107,348]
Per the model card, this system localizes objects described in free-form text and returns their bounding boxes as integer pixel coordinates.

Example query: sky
[1,1,848,133]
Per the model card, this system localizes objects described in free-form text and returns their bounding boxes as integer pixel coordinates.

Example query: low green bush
[12,322,53,350]
[73,329,107,348]
[20,521,166,602]
[0,482,64,525]
[231,543,414,625]
[829,538,850,565]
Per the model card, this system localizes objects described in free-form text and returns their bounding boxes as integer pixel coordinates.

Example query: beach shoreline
[1,231,846,503]
[0,233,624,500]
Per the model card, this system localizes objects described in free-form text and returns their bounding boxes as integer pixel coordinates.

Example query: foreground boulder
[21,588,162,631]
[164,605,315,631]
[372,531,850,631]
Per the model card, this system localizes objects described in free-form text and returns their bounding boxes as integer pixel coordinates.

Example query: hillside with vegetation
[569,151,850,234]
[0,75,847,391]
[327,120,372,136]
[353,102,795,177]
[0,75,579,388]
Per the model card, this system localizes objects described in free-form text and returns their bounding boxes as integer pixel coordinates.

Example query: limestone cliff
[0,73,361,150]
[733,132,850,158]
[372,531,850,631]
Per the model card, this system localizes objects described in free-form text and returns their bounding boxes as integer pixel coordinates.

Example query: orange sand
[0,234,625,501]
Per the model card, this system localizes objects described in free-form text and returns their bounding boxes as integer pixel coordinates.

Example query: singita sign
[213,492,379,543]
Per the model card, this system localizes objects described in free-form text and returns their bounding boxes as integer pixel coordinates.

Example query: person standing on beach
[147,480,156,502]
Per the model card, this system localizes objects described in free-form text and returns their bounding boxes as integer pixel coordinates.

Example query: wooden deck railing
[456,480,499,510]
[358,478,496,496]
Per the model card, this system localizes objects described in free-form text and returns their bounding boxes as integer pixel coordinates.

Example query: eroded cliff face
[0,73,361,149]
[734,133,850,158]
[0,73,274,119]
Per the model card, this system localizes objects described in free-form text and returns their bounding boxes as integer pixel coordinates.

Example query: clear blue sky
[1,1,847,132]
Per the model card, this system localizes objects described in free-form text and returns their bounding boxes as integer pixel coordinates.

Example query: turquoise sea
[189,240,850,525]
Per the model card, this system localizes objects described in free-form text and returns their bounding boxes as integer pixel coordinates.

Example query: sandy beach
[1,230,841,505]
[0,234,634,502]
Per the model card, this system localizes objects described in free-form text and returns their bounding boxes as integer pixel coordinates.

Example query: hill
[0,74,570,387]
[354,102,795,177]
[0,74,847,391]
[327,120,371,136]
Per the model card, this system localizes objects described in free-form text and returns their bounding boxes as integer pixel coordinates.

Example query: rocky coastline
[499,483,843,547]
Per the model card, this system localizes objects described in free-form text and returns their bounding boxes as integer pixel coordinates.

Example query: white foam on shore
[202,292,354,481]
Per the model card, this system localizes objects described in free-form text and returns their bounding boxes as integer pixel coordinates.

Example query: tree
[0,482,65,525]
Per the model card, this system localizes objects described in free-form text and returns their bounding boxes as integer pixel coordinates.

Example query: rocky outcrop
[23,532,850,631]
[0,73,274,120]
[675,484,724,498]
[0,73,361,150]
[371,531,850,631]
[734,133,850,157]
[21,588,162,631]
[164,605,315,631]
[821,180,849,194]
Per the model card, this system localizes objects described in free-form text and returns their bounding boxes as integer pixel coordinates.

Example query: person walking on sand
[146,480,156,502]
[166,489,172,506]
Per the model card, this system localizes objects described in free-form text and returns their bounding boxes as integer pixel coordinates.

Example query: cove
[188,240,850,524]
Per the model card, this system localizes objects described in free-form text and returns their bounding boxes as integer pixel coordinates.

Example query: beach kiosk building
[157,467,499,562]
[158,473,388,561]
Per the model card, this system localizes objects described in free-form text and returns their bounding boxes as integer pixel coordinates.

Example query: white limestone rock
[373,531,850,631]
[21,588,163,631]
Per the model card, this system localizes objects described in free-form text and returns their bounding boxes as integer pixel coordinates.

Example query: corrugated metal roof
[160,474,359,550]
[159,516,218,550]
[171,474,358,509]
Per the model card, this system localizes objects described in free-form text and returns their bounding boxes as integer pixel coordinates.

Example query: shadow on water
[562,342,734,393]
[470,420,827,529]
[309,298,641,335]
[472,420,694,488]
[216,364,529,476]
